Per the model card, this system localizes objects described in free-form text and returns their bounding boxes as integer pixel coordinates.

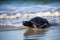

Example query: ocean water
[0,0,60,26]
[0,0,60,40]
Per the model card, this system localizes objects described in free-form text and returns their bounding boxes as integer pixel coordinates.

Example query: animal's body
[23,17,50,29]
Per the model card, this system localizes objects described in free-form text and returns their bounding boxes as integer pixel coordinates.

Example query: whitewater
[0,2,60,26]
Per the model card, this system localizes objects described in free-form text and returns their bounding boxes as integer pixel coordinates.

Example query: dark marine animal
[23,17,50,29]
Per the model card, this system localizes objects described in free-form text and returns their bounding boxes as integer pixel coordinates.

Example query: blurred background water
[0,0,60,26]
[0,0,60,40]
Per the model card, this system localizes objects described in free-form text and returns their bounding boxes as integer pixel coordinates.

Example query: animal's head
[23,21,33,26]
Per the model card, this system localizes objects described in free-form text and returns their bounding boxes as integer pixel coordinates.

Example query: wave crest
[0,12,60,20]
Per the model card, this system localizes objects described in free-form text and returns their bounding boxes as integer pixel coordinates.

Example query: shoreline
[0,24,27,31]
[0,23,60,31]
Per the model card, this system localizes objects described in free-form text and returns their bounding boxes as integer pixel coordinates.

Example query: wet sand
[24,26,60,40]
[0,24,27,31]
[0,25,60,40]
[0,23,60,31]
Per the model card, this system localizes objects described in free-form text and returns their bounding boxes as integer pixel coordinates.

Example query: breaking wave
[0,12,60,20]
[0,2,60,26]
[0,5,60,19]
